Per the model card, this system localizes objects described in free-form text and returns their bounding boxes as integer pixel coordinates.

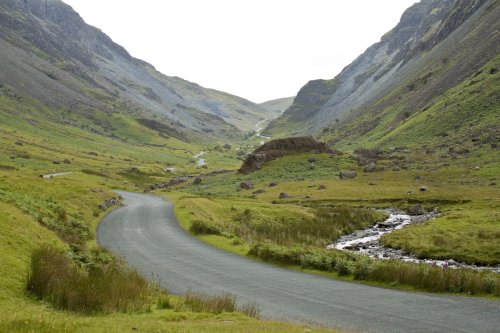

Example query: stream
[193,151,206,167]
[327,210,500,273]
[255,118,271,145]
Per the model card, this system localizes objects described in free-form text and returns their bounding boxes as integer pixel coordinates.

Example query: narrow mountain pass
[97,191,500,333]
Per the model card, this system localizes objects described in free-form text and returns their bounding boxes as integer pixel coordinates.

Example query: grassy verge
[27,246,154,314]
[0,178,335,332]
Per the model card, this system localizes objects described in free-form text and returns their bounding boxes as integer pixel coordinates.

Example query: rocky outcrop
[99,197,121,210]
[239,137,333,174]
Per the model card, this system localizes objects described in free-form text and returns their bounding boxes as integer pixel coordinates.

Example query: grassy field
[170,147,500,295]
[319,55,500,150]
[0,93,338,332]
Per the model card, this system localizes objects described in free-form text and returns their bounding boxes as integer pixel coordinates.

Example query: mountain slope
[0,0,272,140]
[265,0,499,146]
[259,97,295,116]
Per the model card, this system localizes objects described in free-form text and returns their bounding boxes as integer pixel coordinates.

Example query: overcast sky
[63,0,416,103]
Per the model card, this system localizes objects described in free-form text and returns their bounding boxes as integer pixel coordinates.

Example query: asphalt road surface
[97,191,500,332]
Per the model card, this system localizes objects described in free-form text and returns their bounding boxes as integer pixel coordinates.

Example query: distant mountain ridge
[266,0,499,146]
[0,0,274,140]
[259,97,295,116]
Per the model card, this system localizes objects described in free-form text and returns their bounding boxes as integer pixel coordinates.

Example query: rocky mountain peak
[266,0,493,137]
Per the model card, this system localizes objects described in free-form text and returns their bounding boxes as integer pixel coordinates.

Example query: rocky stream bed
[327,210,500,273]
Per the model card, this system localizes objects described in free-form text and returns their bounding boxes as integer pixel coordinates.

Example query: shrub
[335,258,352,276]
[353,258,372,280]
[249,243,499,296]
[156,292,173,309]
[27,246,153,313]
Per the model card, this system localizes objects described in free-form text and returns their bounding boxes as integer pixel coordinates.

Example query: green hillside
[321,55,499,150]
[0,93,333,332]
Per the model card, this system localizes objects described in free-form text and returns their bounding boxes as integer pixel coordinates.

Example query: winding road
[97,191,500,332]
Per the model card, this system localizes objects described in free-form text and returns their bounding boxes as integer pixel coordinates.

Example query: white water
[41,172,73,179]
[193,151,206,167]
[328,211,500,273]
[255,119,271,145]
[328,213,412,250]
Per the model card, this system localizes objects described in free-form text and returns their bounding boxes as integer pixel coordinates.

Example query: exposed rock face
[266,0,493,138]
[0,0,275,139]
[239,137,332,174]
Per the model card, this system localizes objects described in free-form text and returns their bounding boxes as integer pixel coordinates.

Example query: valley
[97,191,500,333]
[0,0,499,332]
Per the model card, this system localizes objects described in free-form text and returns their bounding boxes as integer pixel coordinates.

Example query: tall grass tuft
[27,246,153,313]
[181,291,260,318]
[369,260,500,296]
[184,291,236,314]
[249,243,500,296]
[212,206,387,247]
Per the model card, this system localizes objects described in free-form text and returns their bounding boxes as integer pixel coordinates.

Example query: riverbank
[328,210,500,273]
